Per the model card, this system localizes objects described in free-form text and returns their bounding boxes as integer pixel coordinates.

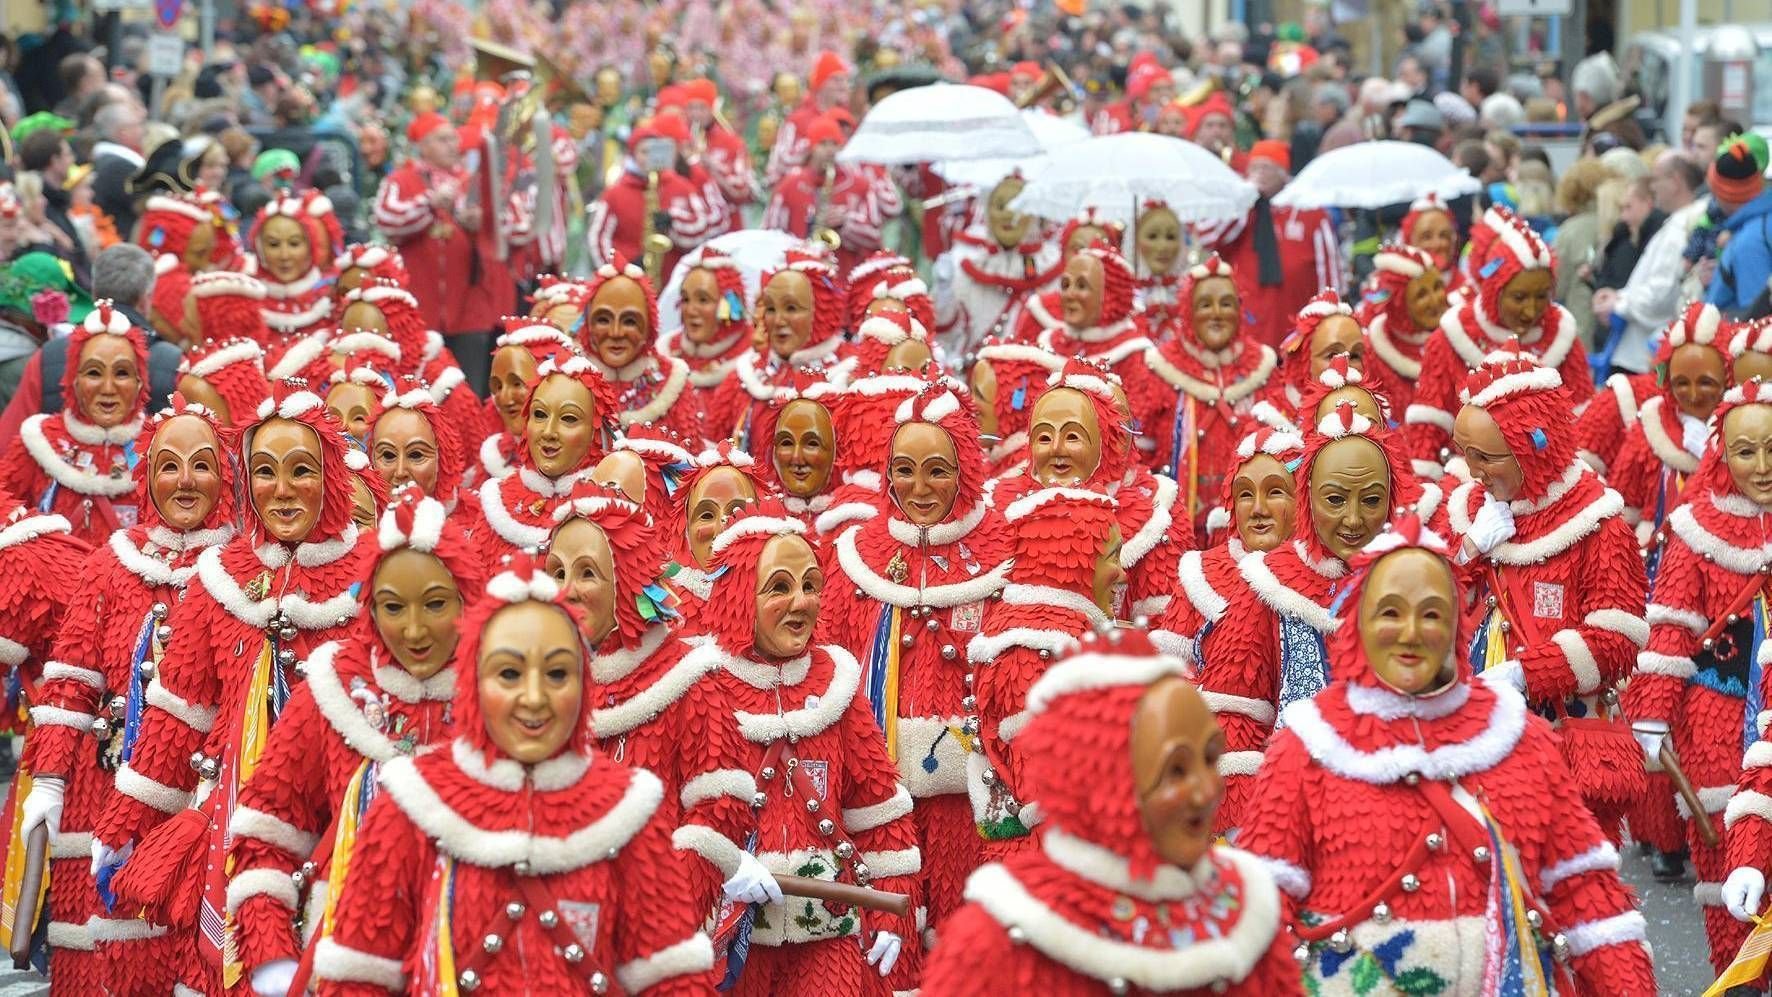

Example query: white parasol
[1008,132,1258,224]
[838,84,1041,166]
[657,230,804,336]
[1272,140,1482,210]
[930,109,1091,191]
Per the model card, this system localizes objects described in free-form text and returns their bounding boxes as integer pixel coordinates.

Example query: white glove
[1467,493,1516,555]
[865,930,902,977]
[1681,413,1710,458]
[20,776,64,840]
[90,838,133,878]
[1632,720,1669,772]
[1725,867,1767,922]
[251,958,299,996]
[721,852,783,906]
[1486,659,1526,693]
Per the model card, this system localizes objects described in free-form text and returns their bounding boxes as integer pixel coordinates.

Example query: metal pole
[200,0,214,56]
[1673,0,1696,145]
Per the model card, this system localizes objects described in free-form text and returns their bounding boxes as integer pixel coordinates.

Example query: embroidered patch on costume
[950,601,983,633]
[799,759,830,800]
[1532,582,1564,620]
[114,504,139,528]
[558,900,602,952]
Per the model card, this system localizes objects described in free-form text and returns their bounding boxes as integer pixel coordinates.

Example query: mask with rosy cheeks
[258,214,314,284]
[586,276,651,368]
[489,346,541,436]
[371,549,464,679]
[969,362,999,437]
[526,375,600,479]
[1136,206,1182,275]
[888,423,960,526]
[1451,404,1523,501]
[1315,386,1383,425]
[1404,267,1449,331]
[592,450,647,504]
[1737,351,1772,386]
[679,268,722,344]
[1093,527,1126,616]
[546,519,617,644]
[477,601,585,764]
[371,408,441,496]
[753,533,823,659]
[1496,269,1553,334]
[1359,547,1458,696]
[325,381,379,444]
[1029,388,1102,486]
[1064,224,1109,263]
[759,270,815,360]
[1408,209,1456,270]
[1191,276,1240,351]
[1308,316,1365,380]
[686,467,757,568]
[183,222,216,274]
[1130,678,1225,867]
[1059,255,1105,328]
[1669,343,1728,422]
[176,374,231,426]
[1231,454,1297,552]
[772,399,835,498]
[1725,404,1772,506]
[74,336,142,429]
[1308,436,1392,561]
[148,414,224,531]
[986,176,1033,249]
[249,419,325,543]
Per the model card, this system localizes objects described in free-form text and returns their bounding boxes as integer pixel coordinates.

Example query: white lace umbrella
[931,109,1091,190]
[1272,140,1482,209]
[1009,132,1258,224]
[838,84,1041,166]
[657,230,804,336]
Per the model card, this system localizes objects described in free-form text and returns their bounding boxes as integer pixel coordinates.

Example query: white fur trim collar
[0,512,71,551]
[254,524,359,570]
[591,626,673,684]
[1443,301,1578,370]
[1042,316,1137,346]
[1365,312,1426,380]
[602,354,691,428]
[378,748,660,873]
[884,500,988,549]
[1043,829,1208,900]
[965,847,1280,990]
[19,414,136,497]
[591,631,717,737]
[1237,550,1338,633]
[1282,676,1528,784]
[1448,477,1624,565]
[450,738,590,792]
[109,527,231,587]
[1177,550,1228,623]
[265,331,329,381]
[730,646,861,744]
[479,434,515,481]
[371,660,456,703]
[837,525,1009,609]
[1143,344,1277,405]
[62,410,143,446]
[1637,397,1700,474]
[1343,679,1471,720]
[1664,496,1772,574]
[1120,475,1177,569]
[196,544,361,630]
[1001,583,1111,629]
[304,643,404,763]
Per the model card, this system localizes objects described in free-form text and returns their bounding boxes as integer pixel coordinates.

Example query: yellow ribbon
[1706,909,1772,995]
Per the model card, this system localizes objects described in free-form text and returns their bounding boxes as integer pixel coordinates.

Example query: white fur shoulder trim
[1280,677,1528,784]
[19,415,134,497]
[304,642,402,763]
[731,646,861,743]
[835,526,1010,609]
[1237,551,1337,633]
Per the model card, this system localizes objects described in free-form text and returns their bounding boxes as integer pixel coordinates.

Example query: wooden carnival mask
[1130,677,1225,867]
[1724,403,1772,507]
[773,398,835,499]
[1064,223,1111,264]
[1308,315,1366,381]
[685,466,757,569]
[986,175,1034,250]
[1093,525,1127,617]
[257,214,314,284]
[1736,350,1772,386]
[1408,209,1456,269]
[760,270,815,360]
[547,518,618,646]
[176,374,230,426]
[339,300,391,340]
[592,450,647,506]
[182,220,217,274]
[325,381,378,445]
[526,375,600,479]
[1404,266,1449,331]
[889,422,960,527]
[248,417,325,543]
[350,475,379,531]
[1190,275,1240,352]
[1135,205,1182,276]
[1496,269,1552,335]
[1451,404,1524,502]
[148,414,224,532]
[754,533,822,659]
[74,334,142,429]
[371,548,464,679]
[586,276,651,369]
[371,408,441,497]
[969,360,999,437]
[1315,386,1384,426]
[679,268,723,346]
[1230,453,1296,553]
[1307,436,1391,561]
[477,601,585,764]
[1059,254,1105,329]
[1358,547,1458,696]
[1030,387,1102,486]
[489,345,542,437]
[1669,343,1728,423]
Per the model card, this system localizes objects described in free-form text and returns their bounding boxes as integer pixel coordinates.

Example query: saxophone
[641,170,672,284]
[810,165,842,251]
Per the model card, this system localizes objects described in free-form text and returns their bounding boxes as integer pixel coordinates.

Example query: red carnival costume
[971,339,1063,481]
[1237,520,1656,995]
[336,280,483,440]
[935,203,1060,361]
[587,119,726,276]
[248,191,342,363]
[764,119,902,276]
[673,505,921,995]
[1140,256,1279,531]
[177,337,271,432]
[135,191,235,276]
[747,366,847,532]
[1357,245,1444,413]
[924,632,1299,996]
[1263,290,1362,422]
[1574,373,1658,476]
[224,492,482,991]
[476,323,577,485]
[1404,211,1593,481]
[822,381,1012,928]
[1,303,149,546]
[661,247,755,443]
[1445,349,1648,841]
[22,402,234,995]
[314,560,716,995]
[666,443,770,606]
[91,382,371,992]
[726,251,850,449]
[1022,242,1153,396]
[576,259,701,441]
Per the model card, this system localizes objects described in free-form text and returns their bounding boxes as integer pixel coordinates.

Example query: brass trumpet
[642,170,673,284]
[810,165,842,251]
[1014,62,1078,112]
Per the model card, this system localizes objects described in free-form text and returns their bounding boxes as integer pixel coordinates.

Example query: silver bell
[1425,832,1444,850]
[291,867,307,889]
[505,901,526,920]
[590,971,610,994]
[980,767,996,785]
[151,602,169,620]
[539,910,559,929]
[1472,846,1491,863]
[483,933,503,954]
[900,633,915,648]
[108,696,126,715]
[1404,773,1420,786]
[835,841,855,860]
[1108,978,1129,995]
[155,625,173,644]
[301,861,317,878]
[138,660,155,680]
[91,717,111,737]
[1525,909,1543,930]
[962,717,980,736]
[817,818,835,836]
[1006,925,1026,944]
[940,645,956,660]
[1293,942,1312,965]
[961,695,977,712]
[1551,933,1571,962]
[760,766,777,781]
[189,751,206,772]
[1037,648,1050,659]
[805,798,821,813]
[926,618,939,632]
[513,860,532,877]
[1329,929,1353,953]
[1372,902,1391,924]
[458,969,481,992]
[279,625,298,641]
[198,757,219,780]
[853,862,872,884]
[563,943,585,964]
[1400,874,1420,893]
[276,648,296,668]
[751,791,768,809]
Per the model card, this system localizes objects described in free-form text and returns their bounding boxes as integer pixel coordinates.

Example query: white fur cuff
[1562,911,1647,956]
[314,937,408,989]
[844,785,913,833]
[679,770,758,809]
[115,765,191,815]
[616,933,715,993]
[225,866,299,914]
[145,678,219,734]
[672,823,745,878]
[229,806,320,858]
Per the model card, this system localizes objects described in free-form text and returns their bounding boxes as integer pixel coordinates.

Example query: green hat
[0,252,95,324]
[1718,132,1771,174]
[10,111,75,144]
[252,148,301,182]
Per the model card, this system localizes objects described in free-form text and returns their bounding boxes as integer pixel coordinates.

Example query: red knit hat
[683,78,718,106]
[178,337,269,429]
[1654,301,1729,369]
[1247,139,1290,171]
[1471,211,1556,328]
[698,499,814,656]
[851,307,932,377]
[809,50,851,94]
[406,111,449,143]
[1001,485,1118,589]
[1400,192,1453,246]
[192,269,271,343]
[374,375,467,506]
[1126,63,1173,104]
[1710,135,1767,205]
[340,279,429,378]
[1017,627,1191,876]
[1358,243,1438,333]
[1185,92,1235,139]
[1281,288,1357,360]
[1056,207,1125,257]
[655,84,689,112]
[136,191,230,267]
[131,394,238,533]
[250,189,344,275]
[1456,343,1572,500]
[496,321,580,367]
[334,243,407,284]
[845,250,914,328]
[248,377,362,544]
[804,113,845,147]
[1730,316,1772,359]
[1295,356,1390,427]
[61,300,149,425]
[550,481,677,649]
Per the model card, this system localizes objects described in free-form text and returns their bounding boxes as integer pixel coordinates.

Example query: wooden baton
[1660,740,1721,849]
[773,874,911,918]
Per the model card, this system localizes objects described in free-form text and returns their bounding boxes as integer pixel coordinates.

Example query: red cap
[1248,139,1290,171]
[683,78,718,105]
[456,123,483,153]
[406,111,449,144]
[649,113,691,146]
[1128,51,1160,74]
[805,113,845,147]
[970,72,1012,96]
[1012,61,1041,80]
[656,84,688,111]
[1186,92,1236,138]
[809,50,850,94]
[1127,64,1173,103]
